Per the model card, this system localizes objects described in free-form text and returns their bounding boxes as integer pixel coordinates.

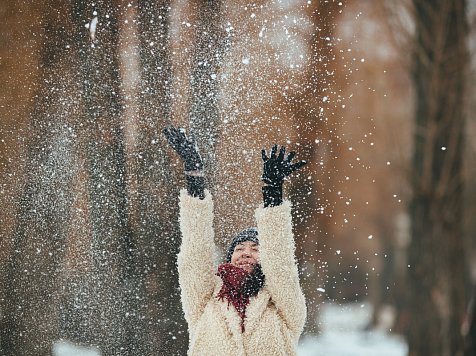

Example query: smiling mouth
[237,262,253,269]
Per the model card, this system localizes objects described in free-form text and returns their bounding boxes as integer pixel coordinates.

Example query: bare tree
[71,0,136,354]
[407,0,467,354]
[0,0,80,353]
[134,0,188,354]
[189,0,226,193]
[292,0,343,336]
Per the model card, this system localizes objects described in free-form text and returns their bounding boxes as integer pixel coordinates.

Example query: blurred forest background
[0,0,475,355]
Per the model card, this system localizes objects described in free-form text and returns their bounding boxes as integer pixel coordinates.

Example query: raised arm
[162,126,205,199]
[162,126,216,328]
[177,189,216,330]
[258,145,307,336]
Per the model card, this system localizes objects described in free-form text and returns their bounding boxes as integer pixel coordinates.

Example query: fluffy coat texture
[177,189,306,356]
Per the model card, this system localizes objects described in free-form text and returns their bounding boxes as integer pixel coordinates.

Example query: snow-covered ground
[298,329,408,356]
[297,302,408,356]
[53,340,100,356]
[53,302,408,356]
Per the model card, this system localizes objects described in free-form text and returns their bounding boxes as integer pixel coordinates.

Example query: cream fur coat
[177,189,306,356]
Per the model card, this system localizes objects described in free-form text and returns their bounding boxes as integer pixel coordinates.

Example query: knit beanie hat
[226,228,259,263]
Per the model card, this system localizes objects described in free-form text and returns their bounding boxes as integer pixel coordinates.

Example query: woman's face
[231,241,259,273]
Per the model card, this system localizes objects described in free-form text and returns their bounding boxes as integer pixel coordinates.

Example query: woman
[163,126,307,356]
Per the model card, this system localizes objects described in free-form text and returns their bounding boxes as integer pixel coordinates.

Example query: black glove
[162,126,204,199]
[261,145,307,207]
[162,126,204,172]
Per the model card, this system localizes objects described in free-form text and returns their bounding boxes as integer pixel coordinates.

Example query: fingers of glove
[277,146,286,161]
[288,160,307,174]
[166,127,180,145]
[284,151,296,164]
[270,144,278,159]
[190,131,197,147]
[162,128,171,141]
[261,175,274,185]
[163,127,181,151]
[169,126,179,137]
[165,127,189,154]
[261,149,269,162]
[177,126,188,142]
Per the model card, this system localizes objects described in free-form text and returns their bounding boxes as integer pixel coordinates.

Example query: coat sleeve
[255,200,306,336]
[177,189,216,330]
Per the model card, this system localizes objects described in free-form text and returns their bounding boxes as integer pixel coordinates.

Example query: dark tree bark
[291,0,342,336]
[189,0,226,193]
[408,0,467,355]
[135,0,188,354]
[69,0,133,354]
[0,0,80,354]
[465,285,476,355]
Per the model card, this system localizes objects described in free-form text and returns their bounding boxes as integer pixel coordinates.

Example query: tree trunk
[189,0,226,193]
[408,0,467,355]
[135,0,188,354]
[0,0,80,354]
[292,0,342,336]
[72,0,133,354]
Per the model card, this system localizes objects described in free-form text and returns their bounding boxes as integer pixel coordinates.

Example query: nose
[241,249,251,257]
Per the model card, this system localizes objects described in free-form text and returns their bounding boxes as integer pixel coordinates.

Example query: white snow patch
[89,17,98,41]
[53,340,100,356]
[298,302,407,356]
[298,331,407,356]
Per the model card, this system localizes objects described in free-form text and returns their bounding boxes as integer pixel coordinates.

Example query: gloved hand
[162,126,203,172]
[261,145,307,207]
[261,144,307,186]
[163,126,204,199]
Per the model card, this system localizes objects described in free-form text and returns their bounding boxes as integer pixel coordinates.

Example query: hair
[242,264,265,298]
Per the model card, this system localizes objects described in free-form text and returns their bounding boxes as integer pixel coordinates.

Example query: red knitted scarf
[216,263,250,332]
